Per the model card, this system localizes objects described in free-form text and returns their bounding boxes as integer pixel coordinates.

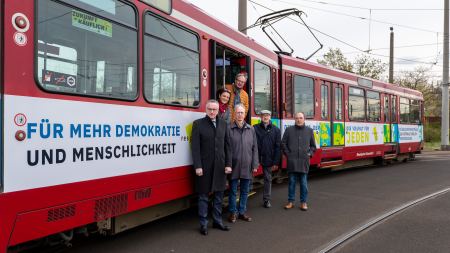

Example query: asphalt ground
[29,151,450,253]
[333,191,450,253]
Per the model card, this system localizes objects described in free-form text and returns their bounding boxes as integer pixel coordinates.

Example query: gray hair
[234,103,246,112]
[206,99,219,107]
[235,72,248,81]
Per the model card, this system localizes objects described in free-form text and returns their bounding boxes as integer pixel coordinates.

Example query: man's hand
[195,168,203,176]
[225,166,232,174]
[272,165,279,170]
[253,167,258,173]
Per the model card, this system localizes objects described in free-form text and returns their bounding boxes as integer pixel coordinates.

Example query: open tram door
[210,41,251,122]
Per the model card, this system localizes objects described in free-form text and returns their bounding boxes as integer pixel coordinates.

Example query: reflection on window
[410,100,420,124]
[294,75,314,117]
[321,84,328,119]
[254,61,271,114]
[400,97,410,123]
[367,91,380,122]
[392,95,397,123]
[334,87,342,120]
[384,96,390,122]
[144,13,199,107]
[37,0,137,99]
[349,87,365,121]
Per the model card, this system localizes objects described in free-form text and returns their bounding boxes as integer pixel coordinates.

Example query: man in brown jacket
[226,73,249,122]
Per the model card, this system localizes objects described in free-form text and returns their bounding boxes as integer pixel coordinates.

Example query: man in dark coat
[191,100,232,235]
[254,110,281,208]
[228,104,259,223]
[281,112,316,211]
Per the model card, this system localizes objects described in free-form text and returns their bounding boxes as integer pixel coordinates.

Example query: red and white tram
[1,0,423,251]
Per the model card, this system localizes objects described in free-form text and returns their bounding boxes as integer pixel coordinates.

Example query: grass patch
[424,141,441,151]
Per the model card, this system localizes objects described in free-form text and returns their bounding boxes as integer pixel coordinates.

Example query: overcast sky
[187,0,444,82]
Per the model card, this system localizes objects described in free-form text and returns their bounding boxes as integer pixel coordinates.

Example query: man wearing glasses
[281,112,316,211]
[226,73,249,122]
[228,104,259,223]
[191,100,232,235]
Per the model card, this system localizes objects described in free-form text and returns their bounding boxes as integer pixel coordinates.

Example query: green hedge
[424,122,441,142]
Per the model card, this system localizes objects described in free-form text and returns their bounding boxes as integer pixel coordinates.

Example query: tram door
[383,94,391,143]
[390,95,398,144]
[331,83,345,146]
[209,41,250,122]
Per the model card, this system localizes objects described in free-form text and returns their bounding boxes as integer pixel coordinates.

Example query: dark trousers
[263,166,272,201]
[198,191,224,227]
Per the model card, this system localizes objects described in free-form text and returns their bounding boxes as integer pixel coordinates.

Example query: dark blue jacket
[254,122,281,167]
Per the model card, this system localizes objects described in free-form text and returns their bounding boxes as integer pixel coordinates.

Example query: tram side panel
[2,0,211,249]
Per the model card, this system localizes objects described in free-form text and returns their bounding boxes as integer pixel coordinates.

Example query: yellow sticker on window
[72,10,112,37]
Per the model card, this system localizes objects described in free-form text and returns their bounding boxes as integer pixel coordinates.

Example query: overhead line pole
[389,27,394,84]
[239,0,248,34]
[442,0,450,150]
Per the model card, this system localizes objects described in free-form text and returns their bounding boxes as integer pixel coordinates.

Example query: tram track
[316,187,450,253]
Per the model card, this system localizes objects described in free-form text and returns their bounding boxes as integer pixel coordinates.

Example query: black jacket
[281,124,316,173]
[254,122,281,167]
[191,116,232,193]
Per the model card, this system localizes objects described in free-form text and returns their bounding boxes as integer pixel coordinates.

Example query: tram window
[348,87,365,121]
[321,84,328,119]
[334,86,343,120]
[400,97,410,123]
[410,100,420,124]
[285,73,294,118]
[254,61,272,114]
[294,75,314,118]
[144,13,199,107]
[384,95,390,122]
[214,45,247,92]
[37,0,138,100]
[392,95,398,123]
[366,91,380,122]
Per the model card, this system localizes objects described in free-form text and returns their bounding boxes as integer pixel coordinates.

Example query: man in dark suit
[191,100,232,235]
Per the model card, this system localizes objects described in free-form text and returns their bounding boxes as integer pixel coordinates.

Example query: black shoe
[212,223,230,231]
[200,226,208,235]
[264,200,271,208]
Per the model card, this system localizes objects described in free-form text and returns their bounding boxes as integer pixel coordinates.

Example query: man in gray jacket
[228,104,259,223]
[281,112,316,211]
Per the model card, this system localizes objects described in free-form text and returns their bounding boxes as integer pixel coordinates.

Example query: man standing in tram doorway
[191,100,232,235]
[281,112,316,211]
[254,110,281,208]
[226,72,249,122]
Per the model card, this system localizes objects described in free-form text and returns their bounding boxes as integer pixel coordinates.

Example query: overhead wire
[272,0,443,11]
[248,0,440,66]
[273,0,440,34]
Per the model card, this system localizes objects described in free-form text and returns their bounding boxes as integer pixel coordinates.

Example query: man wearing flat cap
[254,109,281,208]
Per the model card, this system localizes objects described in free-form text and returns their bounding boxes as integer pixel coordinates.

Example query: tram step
[320,160,344,169]
[383,154,397,160]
